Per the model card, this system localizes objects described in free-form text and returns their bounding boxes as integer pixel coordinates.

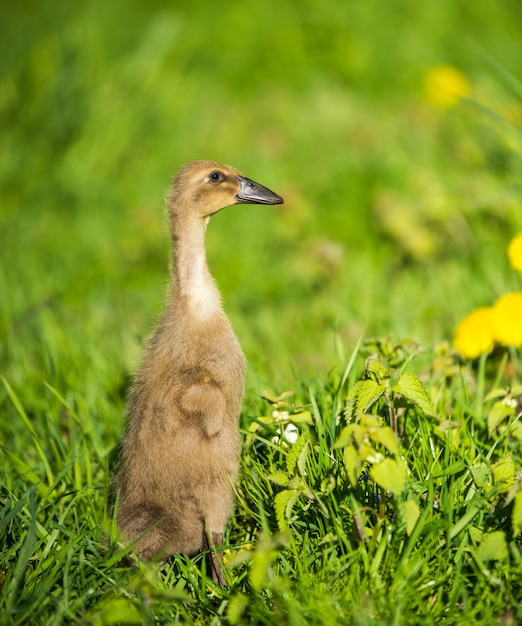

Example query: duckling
[113,160,283,585]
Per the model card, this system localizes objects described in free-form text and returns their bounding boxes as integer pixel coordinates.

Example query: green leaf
[254,416,276,427]
[290,410,313,424]
[89,598,142,626]
[249,533,288,591]
[286,435,308,474]
[267,471,290,487]
[477,531,508,562]
[487,401,515,435]
[345,379,387,419]
[262,390,294,405]
[335,424,355,449]
[370,458,407,495]
[470,464,491,488]
[343,444,360,486]
[345,381,364,420]
[484,388,509,402]
[297,439,309,476]
[249,548,276,592]
[366,357,389,383]
[227,593,249,625]
[359,443,381,463]
[357,380,387,414]
[513,491,522,536]
[369,424,399,456]
[274,489,299,530]
[393,373,434,415]
[492,456,516,487]
[485,384,522,402]
[404,499,420,536]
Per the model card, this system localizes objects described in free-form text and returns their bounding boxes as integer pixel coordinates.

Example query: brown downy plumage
[112,160,283,585]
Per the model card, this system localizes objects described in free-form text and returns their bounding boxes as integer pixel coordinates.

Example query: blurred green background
[1,0,521,405]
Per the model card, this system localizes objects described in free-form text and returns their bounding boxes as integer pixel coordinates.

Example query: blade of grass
[2,376,53,486]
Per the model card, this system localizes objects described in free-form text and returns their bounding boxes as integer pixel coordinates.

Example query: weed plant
[1,1,522,624]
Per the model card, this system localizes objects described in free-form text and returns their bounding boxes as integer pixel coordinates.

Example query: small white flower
[283,424,299,444]
[271,423,299,445]
[272,410,290,423]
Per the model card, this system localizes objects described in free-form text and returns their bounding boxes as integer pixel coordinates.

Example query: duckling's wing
[179,382,226,438]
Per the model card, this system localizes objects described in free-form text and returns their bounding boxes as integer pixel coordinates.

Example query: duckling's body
[113,160,283,583]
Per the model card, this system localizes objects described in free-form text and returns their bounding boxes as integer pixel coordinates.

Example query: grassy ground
[1,1,522,624]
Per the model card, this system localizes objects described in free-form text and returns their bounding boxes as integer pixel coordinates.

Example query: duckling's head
[168,160,283,219]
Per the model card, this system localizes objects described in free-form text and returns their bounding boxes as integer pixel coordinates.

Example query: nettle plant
[333,339,435,538]
[252,338,435,539]
[338,348,433,487]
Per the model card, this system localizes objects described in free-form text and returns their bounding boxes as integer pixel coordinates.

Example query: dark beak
[236,176,284,205]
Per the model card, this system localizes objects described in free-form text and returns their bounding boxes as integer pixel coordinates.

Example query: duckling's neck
[170,214,222,318]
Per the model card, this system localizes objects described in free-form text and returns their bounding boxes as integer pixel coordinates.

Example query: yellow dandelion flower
[424,65,470,108]
[507,233,522,272]
[454,307,495,359]
[491,293,522,348]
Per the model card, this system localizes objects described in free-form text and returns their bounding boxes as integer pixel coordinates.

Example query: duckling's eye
[208,170,224,183]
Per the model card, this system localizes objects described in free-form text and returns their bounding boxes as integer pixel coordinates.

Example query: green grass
[1,1,522,624]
